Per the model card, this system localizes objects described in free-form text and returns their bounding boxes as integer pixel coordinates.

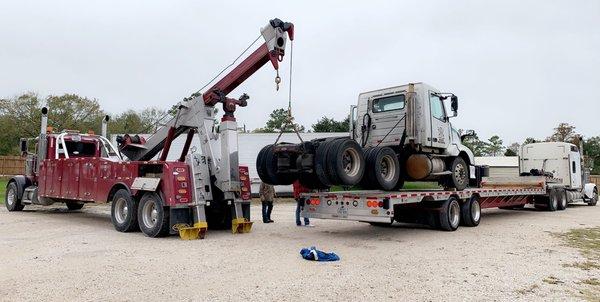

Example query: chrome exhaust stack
[101,115,109,137]
[37,107,49,172]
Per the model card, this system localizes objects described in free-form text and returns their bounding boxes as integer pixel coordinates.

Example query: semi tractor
[299,142,598,231]
[257,82,476,191]
[4,18,294,239]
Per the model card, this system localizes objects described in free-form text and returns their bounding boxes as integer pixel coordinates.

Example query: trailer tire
[556,189,567,211]
[447,157,469,191]
[364,147,400,191]
[111,189,139,232]
[326,139,365,186]
[460,196,481,227]
[138,192,170,237]
[547,189,558,212]
[588,188,598,206]
[438,197,461,231]
[5,182,24,212]
[66,201,84,210]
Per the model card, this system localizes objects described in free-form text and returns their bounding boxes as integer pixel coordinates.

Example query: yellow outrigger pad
[177,222,208,240]
[232,218,253,234]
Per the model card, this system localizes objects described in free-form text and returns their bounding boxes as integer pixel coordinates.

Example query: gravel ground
[1,202,599,301]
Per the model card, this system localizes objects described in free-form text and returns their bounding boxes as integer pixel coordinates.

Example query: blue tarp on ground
[300,246,340,261]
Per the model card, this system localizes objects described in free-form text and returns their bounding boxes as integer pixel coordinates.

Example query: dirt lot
[1,202,599,301]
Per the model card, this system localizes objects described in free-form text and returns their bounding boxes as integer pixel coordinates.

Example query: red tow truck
[4,18,294,239]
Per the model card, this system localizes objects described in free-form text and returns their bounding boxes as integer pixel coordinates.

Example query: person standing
[293,180,311,226]
[259,182,276,223]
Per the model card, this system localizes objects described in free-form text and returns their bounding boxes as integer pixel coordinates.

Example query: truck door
[570,150,582,188]
[368,93,406,146]
[428,92,450,149]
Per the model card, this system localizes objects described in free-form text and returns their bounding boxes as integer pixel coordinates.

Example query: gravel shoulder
[1,202,599,301]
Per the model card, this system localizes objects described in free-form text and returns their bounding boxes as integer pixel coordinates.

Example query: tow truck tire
[460,196,481,227]
[66,201,84,210]
[111,189,139,232]
[438,197,461,231]
[547,189,558,212]
[364,147,400,191]
[5,182,24,212]
[588,188,598,206]
[326,139,365,186]
[138,192,170,238]
[556,189,567,211]
[447,157,469,191]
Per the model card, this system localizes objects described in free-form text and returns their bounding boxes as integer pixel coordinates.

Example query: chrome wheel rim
[471,200,481,222]
[142,200,158,229]
[114,197,128,224]
[380,155,396,182]
[449,201,460,228]
[342,148,360,177]
[454,163,467,185]
[6,187,15,207]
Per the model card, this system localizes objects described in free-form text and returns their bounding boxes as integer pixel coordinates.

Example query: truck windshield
[372,95,405,113]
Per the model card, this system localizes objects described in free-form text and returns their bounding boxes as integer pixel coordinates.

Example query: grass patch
[556,227,600,301]
[0,178,7,204]
[542,276,563,285]
[516,284,539,295]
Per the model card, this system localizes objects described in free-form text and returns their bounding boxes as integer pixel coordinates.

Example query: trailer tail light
[367,200,381,208]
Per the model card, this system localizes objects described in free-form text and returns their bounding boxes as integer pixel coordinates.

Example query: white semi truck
[257,82,477,191]
[299,142,597,231]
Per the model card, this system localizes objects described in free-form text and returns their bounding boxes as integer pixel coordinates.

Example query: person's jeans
[296,199,310,226]
[262,201,273,222]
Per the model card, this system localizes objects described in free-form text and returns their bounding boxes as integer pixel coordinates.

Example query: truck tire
[138,192,170,237]
[547,189,558,212]
[556,189,567,211]
[299,172,330,190]
[326,139,365,186]
[314,140,335,187]
[438,197,461,231]
[364,147,400,191]
[359,147,377,189]
[588,188,598,206]
[5,182,24,212]
[111,189,139,232]
[257,144,295,185]
[66,201,84,210]
[447,157,469,191]
[460,196,481,227]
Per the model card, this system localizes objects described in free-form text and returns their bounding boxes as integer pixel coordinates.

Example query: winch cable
[274,40,304,145]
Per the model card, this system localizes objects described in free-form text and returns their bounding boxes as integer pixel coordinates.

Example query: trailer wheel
[588,188,598,206]
[460,196,481,227]
[111,189,139,232]
[326,139,365,186]
[556,189,567,211]
[363,147,400,191]
[138,192,170,238]
[447,157,469,191]
[5,182,24,212]
[66,201,84,211]
[438,197,461,231]
[547,189,558,212]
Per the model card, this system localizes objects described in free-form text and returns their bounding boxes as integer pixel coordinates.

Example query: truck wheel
[138,192,170,237]
[448,157,469,191]
[460,196,481,227]
[556,189,567,211]
[364,147,400,191]
[5,182,24,212]
[111,189,139,232]
[299,172,330,190]
[438,197,461,231]
[326,139,365,186]
[588,188,598,206]
[66,201,84,210]
[314,140,335,187]
[547,189,558,212]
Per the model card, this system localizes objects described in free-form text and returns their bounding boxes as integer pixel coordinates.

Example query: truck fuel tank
[405,154,445,180]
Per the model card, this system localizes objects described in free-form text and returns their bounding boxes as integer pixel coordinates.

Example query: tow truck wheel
[438,197,461,231]
[588,188,598,206]
[5,182,24,212]
[547,189,558,212]
[138,192,170,238]
[111,189,139,232]
[460,196,481,227]
[66,201,84,210]
[556,189,567,211]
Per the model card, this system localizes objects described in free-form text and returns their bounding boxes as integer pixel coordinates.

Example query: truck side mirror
[20,138,28,156]
[450,95,458,116]
[460,129,475,142]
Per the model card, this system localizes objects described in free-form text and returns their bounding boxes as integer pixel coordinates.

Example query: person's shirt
[259,183,276,201]
[293,180,310,199]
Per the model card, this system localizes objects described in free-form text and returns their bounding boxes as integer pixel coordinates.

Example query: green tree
[546,123,578,143]
[263,108,305,132]
[523,137,538,145]
[504,142,520,156]
[583,136,600,174]
[485,135,504,156]
[46,94,105,133]
[312,116,349,132]
[460,130,486,156]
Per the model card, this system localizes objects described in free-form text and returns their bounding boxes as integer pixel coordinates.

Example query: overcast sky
[1,0,599,144]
